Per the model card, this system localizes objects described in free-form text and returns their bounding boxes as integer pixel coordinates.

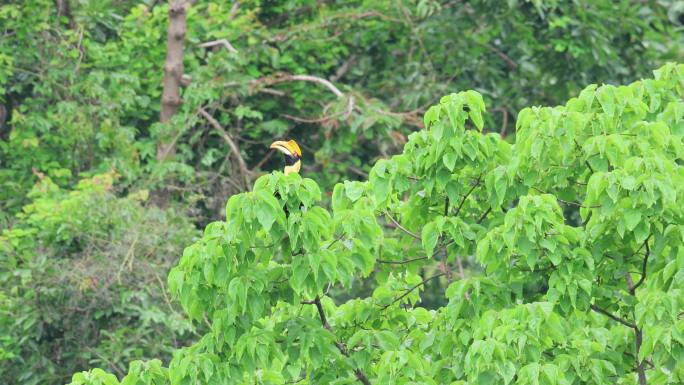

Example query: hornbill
[269,139,302,218]
[269,139,302,175]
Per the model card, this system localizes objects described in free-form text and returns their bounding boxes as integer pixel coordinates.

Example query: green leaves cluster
[70,64,684,385]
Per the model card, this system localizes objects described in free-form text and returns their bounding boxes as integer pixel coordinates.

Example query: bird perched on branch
[269,139,302,219]
[269,139,302,175]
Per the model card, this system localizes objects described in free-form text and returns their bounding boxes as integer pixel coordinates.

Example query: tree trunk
[54,0,76,30]
[156,0,187,162]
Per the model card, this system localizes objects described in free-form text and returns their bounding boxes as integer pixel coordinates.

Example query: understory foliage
[0,173,198,384]
[70,64,684,384]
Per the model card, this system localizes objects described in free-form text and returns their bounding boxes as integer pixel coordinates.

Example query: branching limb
[261,74,344,98]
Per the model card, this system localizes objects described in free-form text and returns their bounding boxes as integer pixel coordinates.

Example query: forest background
[1,1,683,384]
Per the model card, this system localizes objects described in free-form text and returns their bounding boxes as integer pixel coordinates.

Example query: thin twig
[385,212,421,240]
[454,176,482,218]
[198,107,251,190]
[585,160,595,173]
[476,207,492,224]
[381,273,446,310]
[529,185,600,208]
[199,38,238,53]
[473,41,518,70]
[590,305,637,329]
[377,256,427,265]
[494,107,509,137]
[455,256,465,279]
[261,74,344,98]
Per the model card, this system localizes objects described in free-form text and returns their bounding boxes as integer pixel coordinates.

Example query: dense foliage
[70,64,684,384]
[1,1,683,384]
[1,172,198,384]
[2,1,682,217]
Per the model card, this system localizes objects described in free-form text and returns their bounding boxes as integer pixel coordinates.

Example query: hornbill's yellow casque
[269,139,302,175]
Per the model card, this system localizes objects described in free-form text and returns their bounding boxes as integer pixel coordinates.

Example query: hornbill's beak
[269,140,301,158]
[269,139,302,175]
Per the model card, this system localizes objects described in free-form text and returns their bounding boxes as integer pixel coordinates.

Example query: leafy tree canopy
[69,63,684,385]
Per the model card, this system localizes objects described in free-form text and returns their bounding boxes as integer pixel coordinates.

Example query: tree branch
[381,273,446,310]
[631,236,651,294]
[476,207,492,224]
[198,107,251,190]
[304,296,372,385]
[199,38,238,53]
[261,74,344,98]
[453,176,481,218]
[528,184,600,208]
[377,257,427,265]
[384,212,421,240]
[590,305,637,329]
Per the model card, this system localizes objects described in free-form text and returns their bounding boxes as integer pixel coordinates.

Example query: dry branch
[199,39,238,53]
[198,107,251,190]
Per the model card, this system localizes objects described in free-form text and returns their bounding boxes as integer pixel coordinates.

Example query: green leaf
[376,330,400,351]
[344,181,366,202]
[421,221,440,257]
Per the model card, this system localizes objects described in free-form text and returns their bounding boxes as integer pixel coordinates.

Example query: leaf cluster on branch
[70,63,684,385]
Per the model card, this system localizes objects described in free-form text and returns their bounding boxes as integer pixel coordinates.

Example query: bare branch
[265,74,344,98]
[377,256,427,265]
[454,176,482,218]
[198,107,251,190]
[494,107,509,137]
[331,54,357,81]
[259,87,286,96]
[381,273,446,310]
[199,38,238,53]
[590,305,637,329]
[631,236,652,294]
[473,41,517,70]
[385,211,421,240]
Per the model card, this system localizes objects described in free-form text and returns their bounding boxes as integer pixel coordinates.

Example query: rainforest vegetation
[1,1,684,384]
